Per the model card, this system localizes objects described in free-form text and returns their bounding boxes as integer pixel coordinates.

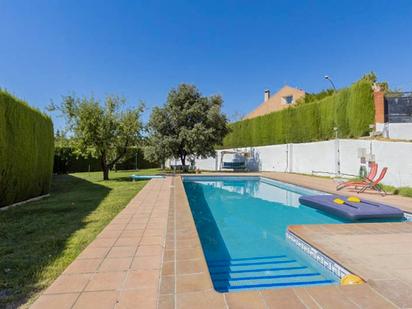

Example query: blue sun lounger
[299,194,404,221]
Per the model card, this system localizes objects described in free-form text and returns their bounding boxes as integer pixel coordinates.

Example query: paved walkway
[31,173,412,308]
[31,177,172,309]
[289,223,412,308]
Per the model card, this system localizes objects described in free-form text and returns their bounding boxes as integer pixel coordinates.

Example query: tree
[145,84,229,169]
[143,135,172,169]
[49,95,143,180]
[361,71,389,92]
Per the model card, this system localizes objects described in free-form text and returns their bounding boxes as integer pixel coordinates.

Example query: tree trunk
[100,154,109,180]
[103,167,109,180]
[180,154,187,172]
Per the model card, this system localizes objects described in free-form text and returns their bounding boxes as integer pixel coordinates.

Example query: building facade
[244,85,305,119]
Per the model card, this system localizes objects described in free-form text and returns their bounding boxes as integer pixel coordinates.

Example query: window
[282,95,294,104]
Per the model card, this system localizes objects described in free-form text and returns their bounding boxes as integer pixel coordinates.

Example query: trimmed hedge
[53,148,101,174]
[222,79,374,148]
[0,90,54,207]
[53,147,158,174]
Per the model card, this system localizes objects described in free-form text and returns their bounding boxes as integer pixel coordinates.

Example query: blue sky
[1,0,412,130]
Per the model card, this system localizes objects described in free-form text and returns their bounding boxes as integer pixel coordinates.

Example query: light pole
[324,75,336,91]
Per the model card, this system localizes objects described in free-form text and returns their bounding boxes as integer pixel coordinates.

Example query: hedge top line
[230,78,371,126]
[0,88,52,124]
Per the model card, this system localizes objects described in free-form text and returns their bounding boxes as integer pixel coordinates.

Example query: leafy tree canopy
[362,71,390,92]
[49,95,143,180]
[145,84,229,168]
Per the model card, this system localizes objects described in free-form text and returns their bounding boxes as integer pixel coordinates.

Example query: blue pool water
[182,176,348,292]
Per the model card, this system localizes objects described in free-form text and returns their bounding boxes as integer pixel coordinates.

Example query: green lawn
[382,185,412,198]
[0,168,160,308]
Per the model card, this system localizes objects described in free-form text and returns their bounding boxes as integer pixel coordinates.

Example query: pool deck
[262,171,412,214]
[288,223,412,308]
[30,172,412,308]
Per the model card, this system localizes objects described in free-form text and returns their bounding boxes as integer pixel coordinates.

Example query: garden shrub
[53,147,158,174]
[221,78,374,148]
[0,90,54,207]
[53,147,101,174]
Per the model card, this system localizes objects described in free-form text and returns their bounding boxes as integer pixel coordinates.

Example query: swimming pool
[182,176,373,292]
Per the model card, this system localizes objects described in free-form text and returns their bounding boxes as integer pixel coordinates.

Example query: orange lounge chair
[336,163,378,191]
[357,167,388,196]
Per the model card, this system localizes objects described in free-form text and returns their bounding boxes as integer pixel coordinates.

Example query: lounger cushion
[222,162,245,169]
[299,194,404,221]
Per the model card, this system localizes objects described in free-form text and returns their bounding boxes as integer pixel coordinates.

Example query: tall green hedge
[222,79,374,148]
[0,90,54,207]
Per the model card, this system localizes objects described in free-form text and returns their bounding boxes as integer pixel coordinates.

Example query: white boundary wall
[376,123,412,141]
[171,139,412,187]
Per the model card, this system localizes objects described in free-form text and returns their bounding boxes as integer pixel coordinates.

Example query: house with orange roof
[244,85,305,119]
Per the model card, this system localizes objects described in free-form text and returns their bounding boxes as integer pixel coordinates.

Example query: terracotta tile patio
[31,173,412,308]
[31,177,171,309]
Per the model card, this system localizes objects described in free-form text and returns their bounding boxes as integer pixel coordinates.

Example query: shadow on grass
[0,174,111,308]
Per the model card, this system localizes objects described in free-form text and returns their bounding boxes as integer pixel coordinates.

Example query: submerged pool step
[208,255,287,265]
[208,256,297,269]
[208,258,302,275]
[213,273,334,292]
[208,255,334,292]
[213,272,322,282]
[210,265,308,276]
[211,266,313,279]
[220,279,335,292]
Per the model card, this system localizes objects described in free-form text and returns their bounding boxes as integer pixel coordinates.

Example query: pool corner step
[208,255,336,292]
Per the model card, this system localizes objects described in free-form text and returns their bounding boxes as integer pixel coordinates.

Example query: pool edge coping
[286,229,353,281]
